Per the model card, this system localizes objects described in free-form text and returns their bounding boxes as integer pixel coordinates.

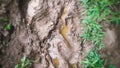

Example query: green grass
[81,0,120,68]
[82,50,104,68]
[15,57,31,68]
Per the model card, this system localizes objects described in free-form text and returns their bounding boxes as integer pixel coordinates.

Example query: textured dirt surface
[0,0,120,68]
[101,23,120,68]
[0,0,89,68]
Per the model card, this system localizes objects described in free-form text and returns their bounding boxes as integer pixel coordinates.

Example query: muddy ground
[0,0,120,68]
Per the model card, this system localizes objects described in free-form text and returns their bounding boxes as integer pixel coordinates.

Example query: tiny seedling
[4,24,12,30]
[15,57,31,68]
[5,40,9,47]
[1,18,9,22]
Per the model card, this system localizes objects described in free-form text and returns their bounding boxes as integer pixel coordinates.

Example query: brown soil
[100,23,120,68]
[0,0,120,68]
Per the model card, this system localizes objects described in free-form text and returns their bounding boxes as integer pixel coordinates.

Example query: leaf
[109,65,116,68]
[15,65,19,68]
[21,57,26,63]
[2,18,9,22]
[4,24,11,30]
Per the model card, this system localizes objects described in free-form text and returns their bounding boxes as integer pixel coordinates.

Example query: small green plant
[5,40,9,47]
[2,18,9,22]
[15,57,31,68]
[4,24,12,30]
[109,65,116,68]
